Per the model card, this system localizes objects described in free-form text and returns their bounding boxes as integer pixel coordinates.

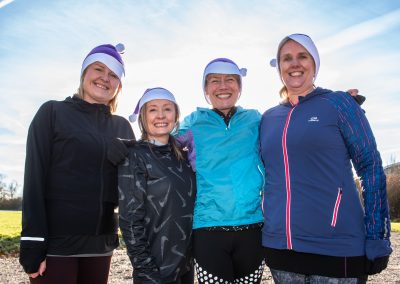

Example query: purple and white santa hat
[202,58,247,103]
[270,33,320,81]
[81,43,125,80]
[202,58,247,92]
[129,87,177,122]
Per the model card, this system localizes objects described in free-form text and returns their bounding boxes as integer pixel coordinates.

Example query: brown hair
[138,101,184,161]
[75,69,122,113]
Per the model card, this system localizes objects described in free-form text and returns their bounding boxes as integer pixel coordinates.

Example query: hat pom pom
[115,43,125,54]
[240,68,247,77]
[270,58,277,67]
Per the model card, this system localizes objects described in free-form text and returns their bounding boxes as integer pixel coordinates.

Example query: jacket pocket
[331,187,343,227]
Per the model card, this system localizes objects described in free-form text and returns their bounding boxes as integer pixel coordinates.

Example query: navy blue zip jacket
[260,87,391,261]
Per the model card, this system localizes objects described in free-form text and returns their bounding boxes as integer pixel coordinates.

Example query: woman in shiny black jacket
[119,88,196,284]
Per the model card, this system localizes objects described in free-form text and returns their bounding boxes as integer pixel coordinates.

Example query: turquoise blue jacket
[176,107,264,229]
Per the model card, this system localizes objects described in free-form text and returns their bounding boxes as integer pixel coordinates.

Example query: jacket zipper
[331,187,343,227]
[257,164,266,213]
[282,106,296,250]
[96,108,106,234]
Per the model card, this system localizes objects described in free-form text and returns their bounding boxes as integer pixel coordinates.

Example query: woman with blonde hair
[20,43,134,284]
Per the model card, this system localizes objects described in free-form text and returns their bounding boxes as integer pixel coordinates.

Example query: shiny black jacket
[20,96,134,273]
[118,140,196,283]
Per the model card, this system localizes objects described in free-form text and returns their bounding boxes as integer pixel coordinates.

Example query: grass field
[1,211,399,255]
[0,211,21,256]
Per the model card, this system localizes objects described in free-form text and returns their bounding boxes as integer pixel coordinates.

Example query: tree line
[0,174,22,210]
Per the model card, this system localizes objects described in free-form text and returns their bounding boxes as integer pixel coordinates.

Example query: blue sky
[1,0,399,195]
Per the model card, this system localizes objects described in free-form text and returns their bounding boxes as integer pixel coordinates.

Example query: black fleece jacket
[20,96,134,273]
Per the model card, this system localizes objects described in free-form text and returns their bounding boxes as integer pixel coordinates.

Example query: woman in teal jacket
[176,58,265,284]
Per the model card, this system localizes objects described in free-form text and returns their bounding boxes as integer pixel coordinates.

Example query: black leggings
[29,255,112,284]
[193,227,265,283]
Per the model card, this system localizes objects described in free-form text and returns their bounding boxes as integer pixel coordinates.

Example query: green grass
[392,222,400,233]
[0,211,21,256]
[0,211,399,255]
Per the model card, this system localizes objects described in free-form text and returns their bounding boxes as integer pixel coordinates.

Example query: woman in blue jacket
[176,58,266,284]
[260,33,391,283]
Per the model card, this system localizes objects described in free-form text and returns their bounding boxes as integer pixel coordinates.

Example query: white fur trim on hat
[129,88,177,122]
[81,53,125,80]
[202,58,247,104]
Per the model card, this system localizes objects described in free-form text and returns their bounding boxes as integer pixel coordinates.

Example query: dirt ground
[1,233,399,284]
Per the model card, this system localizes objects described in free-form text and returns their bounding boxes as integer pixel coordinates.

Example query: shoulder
[318,88,359,111]
[237,106,261,116]
[111,113,131,125]
[181,108,211,126]
[235,107,261,123]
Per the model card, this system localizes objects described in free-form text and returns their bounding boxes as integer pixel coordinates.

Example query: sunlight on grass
[0,211,21,237]
[392,222,400,233]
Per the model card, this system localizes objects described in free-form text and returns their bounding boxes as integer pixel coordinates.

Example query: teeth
[154,123,168,127]
[95,83,107,89]
[290,72,302,76]
[216,94,231,99]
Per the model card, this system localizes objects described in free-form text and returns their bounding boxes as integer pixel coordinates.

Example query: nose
[218,79,227,89]
[100,71,109,82]
[290,58,300,67]
[157,110,166,118]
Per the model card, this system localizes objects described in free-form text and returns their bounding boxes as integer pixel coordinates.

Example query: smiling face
[279,40,315,97]
[82,62,121,105]
[205,74,240,115]
[142,99,177,144]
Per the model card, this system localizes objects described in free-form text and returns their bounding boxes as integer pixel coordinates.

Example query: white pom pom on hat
[115,43,125,54]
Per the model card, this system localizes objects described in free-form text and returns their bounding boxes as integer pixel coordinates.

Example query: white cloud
[318,9,400,54]
[0,0,14,9]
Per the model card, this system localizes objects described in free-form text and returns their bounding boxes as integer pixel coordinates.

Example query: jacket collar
[66,95,111,115]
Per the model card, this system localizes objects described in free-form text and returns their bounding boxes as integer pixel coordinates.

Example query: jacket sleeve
[19,102,54,273]
[335,92,392,260]
[118,150,161,283]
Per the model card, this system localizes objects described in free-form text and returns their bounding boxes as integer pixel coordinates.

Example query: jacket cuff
[19,246,47,273]
[365,239,392,260]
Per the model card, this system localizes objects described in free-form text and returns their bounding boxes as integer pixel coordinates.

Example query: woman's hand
[29,259,46,278]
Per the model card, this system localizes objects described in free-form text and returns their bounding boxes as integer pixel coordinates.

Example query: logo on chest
[308,116,319,122]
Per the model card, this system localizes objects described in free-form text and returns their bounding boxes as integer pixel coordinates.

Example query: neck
[147,136,169,145]
[288,86,315,105]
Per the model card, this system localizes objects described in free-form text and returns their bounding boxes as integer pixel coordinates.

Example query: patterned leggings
[193,227,265,284]
[270,269,368,284]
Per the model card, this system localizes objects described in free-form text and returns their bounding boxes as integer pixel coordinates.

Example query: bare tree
[389,154,397,166]
[0,173,6,199]
[8,180,18,199]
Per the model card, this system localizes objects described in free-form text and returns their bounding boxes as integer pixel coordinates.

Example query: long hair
[75,69,121,113]
[138,101,184,161]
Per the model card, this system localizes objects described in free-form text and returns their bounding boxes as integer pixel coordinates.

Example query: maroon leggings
[29,256,112,284]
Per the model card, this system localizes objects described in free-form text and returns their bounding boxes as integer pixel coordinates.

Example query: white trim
[21,237,45,241]
[81,53,124,79]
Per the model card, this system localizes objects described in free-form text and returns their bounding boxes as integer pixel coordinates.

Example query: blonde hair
[75,69,122,113]
[138,101,184,161]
